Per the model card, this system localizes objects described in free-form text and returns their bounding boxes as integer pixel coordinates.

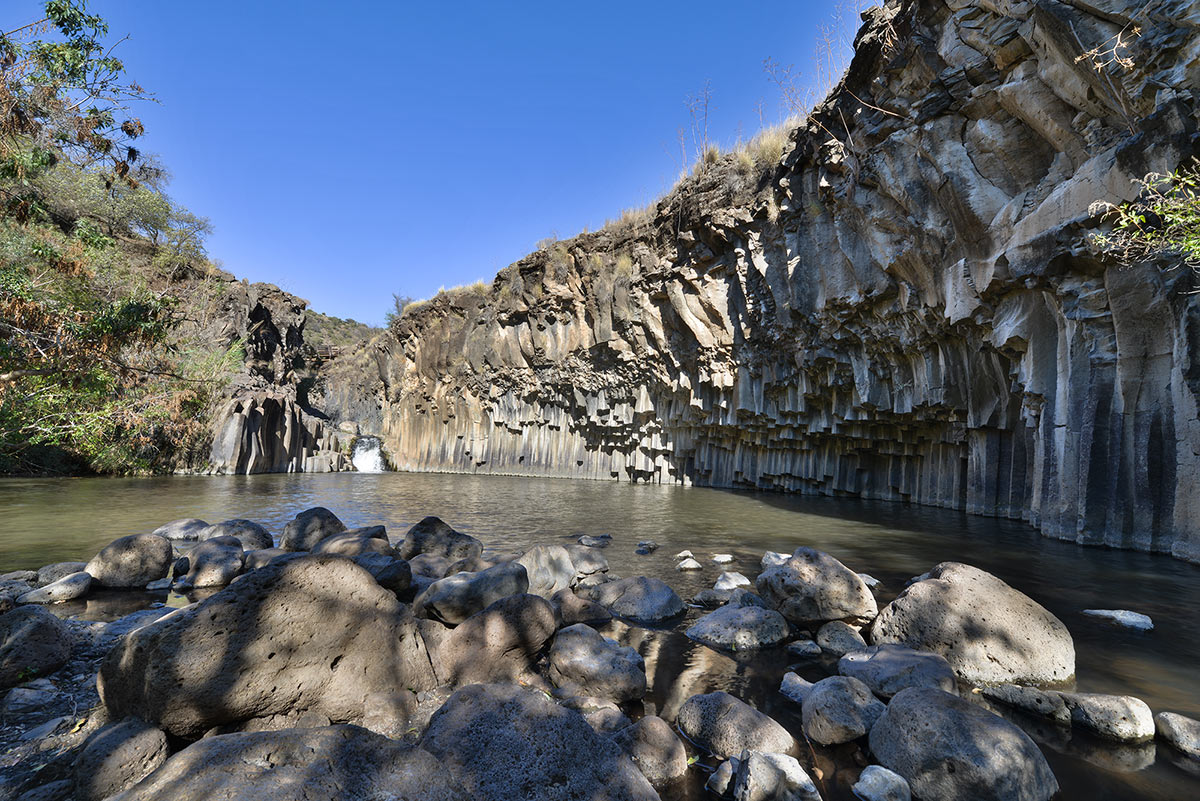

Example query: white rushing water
[350,436,388,473]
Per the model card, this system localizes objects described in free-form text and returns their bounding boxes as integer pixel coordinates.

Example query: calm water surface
[2,472,1199,800]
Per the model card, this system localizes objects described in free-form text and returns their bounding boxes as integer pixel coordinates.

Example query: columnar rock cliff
[315,0,1200,560]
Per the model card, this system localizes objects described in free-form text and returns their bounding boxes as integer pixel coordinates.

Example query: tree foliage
[1090,160,1200,273]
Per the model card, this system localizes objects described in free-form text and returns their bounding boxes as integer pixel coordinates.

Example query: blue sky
[78,1,867,325]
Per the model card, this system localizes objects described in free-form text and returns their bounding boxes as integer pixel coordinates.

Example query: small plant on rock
[1090,159,1200,275]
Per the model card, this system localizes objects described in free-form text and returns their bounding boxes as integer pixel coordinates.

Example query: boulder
[676,691,796,759]
[73,718,169,801]
[551,588,612,625]
[352,553,412,597]
[1155,711,1200,759]
[85,534,173,588]
[0,569,36,582]
[0,606,71,690]
[565,544,609,579]
[1056,692,1155,742]
[548,623,646,703]
[686,605,789,651]
[852,765,911,801]
[816,620,867,656]
[870,563,1075,686]
[707,758,738,797]
[199,519,273,550]
[714,571,751,591]
[3,682,56,713]
[15,780,73,801]
[171,555,189,577]
[635,541,658,555]
[585,576,684,624]
[516,544,576,597]
[558,694,632,734]
[780,672,815,705]
[151,518,208,541]
[278,507,347,551]
[360,690,418,739]
[801,676,885,745]
[103,725,466,801]
[97,555,438,738]
[414,561,529,625]
[243,548,289,570]
[35,561,87,587]
[732,750,822,801]
[838,644,957,698]
[426,593,557,687]
[610,715,688,788]
[409,553,454,578]
[180,536,244,588]
[446,554,500,574]
[420,683,658,801]
[869,687,1058,801]
[755,547,877,625]
[786,640,822,659]
[979,684,1070,724]
[312,528,394,558]
[397,516,482,561]
[17,572,91,604]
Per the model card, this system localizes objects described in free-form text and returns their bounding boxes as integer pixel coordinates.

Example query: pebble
[1081,609,1153,631]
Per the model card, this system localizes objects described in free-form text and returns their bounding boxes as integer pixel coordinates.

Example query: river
[2,472,1198,799]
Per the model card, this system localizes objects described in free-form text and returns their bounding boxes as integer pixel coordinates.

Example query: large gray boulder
[420,683,659,801]
[98,555,438,738]
[151,518,208,541]
[85,534,173,588]
[869,688,1058,801]
[838,644,957,698]
[609,715,688,788]
[676,691,796,759]
[585,576,684,623]
[425,593,558,687]
[398,516,483,561]
[755,547,877,625]
[104,725,466,801]
[278,506,346,551]
[0,606,71,690]
[548,623,646,703]
[73,718,169,801]
[516,544,576,597]
[180,536,244,588]
[414,562,529,625]
[685,604,789,651]
[199,519,273,550]
[17,572,91,604]
[870,563,1075,686]
[801,675,885,745]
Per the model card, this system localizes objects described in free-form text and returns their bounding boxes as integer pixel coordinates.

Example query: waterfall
[351,436,388,473]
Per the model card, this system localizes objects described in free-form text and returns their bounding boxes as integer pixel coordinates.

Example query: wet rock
[84,534,173,588]
[311,527,393,557]
[714,571,751,591]
[199,519,273,550]
[786,639,822,659]
[414,561,529,625]
[420,683,658,801]
[732,750,822,801]
[551,588,612,625]
[693,588,734,607]
[1080,609,1153,631]
[1057,692,1155,742]
[858,573,882,590]
[801,675,885,745]
[761,552,789,569]
[816,620,867,656]
[610,715,688,788]
[352,553,412,597]
[870,563,1075,686]
[635,541,658,555]
[585,576,684,624]
[426,594,557,687]
[74,718,169,801]
[97,555,438,738]
[180,536,244,588]
[869,687,1058,801]
[0,606,71,690]
[756,547,877,625]
[837,644,957,698]
[243,548,289,570]
[676,691,796,759]
[409,553,454,578]
[712,553,734,564]
[548,623,645,703]
[979,684,1071,725]
[35,562,88,587]
[17,572,91,604]
[780,672,815,705]
[676,558,703,570]
[144,578,171,591]
[708,758,738,796]
[728,588,768,608]
[852,765,910,801]
[1155,712,1200,759]
[278,506,346,551]
[151,518,208,541]
[104,725,466,801]
[673,550,693,560]
[361,690,418,739]
[398,516,482,561]
[686,604,789,651]
[578,534,612,548]
[516,544,575,598]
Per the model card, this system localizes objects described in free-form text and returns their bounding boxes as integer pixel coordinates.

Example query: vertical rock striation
[317,0,1200,560]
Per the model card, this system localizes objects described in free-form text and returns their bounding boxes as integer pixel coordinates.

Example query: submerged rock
[756,547,877,625]
[85,534,173,588]
[1080,609,1154,631]
[676,691,795,759]
[278,506,346,551]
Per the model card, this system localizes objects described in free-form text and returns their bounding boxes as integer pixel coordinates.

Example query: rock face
[84,534,173,588]
[308,0,1200,563]
[869,688,1058,801]
[871,562,1074,685]
[420,683,659,801]
[756,547,877,624]
[97,555,438,738]
[676,691,796,759]
[0,606,70,690]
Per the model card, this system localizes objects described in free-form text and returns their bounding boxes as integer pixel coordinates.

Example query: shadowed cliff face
[316,0,1200,560]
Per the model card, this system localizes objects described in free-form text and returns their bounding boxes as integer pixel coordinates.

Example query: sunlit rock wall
[322,0,1200,560]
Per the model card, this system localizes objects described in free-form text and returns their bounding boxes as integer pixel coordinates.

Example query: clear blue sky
[77,1,866,325]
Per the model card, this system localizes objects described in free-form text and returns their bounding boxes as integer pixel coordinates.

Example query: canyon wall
[315,0,1200,561]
